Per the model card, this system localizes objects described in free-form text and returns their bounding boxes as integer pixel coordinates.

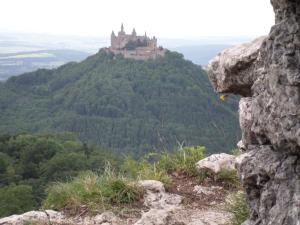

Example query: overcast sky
[0,0,274,38]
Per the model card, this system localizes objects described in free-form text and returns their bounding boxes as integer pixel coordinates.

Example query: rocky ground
[0,169,234,225]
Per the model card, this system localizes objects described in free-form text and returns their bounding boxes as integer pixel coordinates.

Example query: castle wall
[110,26,162,60]
[111,33,156,50]
[108,47,165,61]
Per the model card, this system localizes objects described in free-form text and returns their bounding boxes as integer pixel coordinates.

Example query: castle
[108,24,165,60]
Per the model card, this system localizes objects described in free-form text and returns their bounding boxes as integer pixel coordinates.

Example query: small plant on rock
[156,146,206,176]
[122,156,172,187]
[231,148,242,156]
[225,191,250,225]
[216,169,240,188]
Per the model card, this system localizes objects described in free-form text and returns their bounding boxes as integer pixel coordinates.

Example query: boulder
[0,210,65,225]
[195,153,236,174]
[137,180,165,193]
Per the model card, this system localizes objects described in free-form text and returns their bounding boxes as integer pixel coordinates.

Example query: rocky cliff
[207,0,300,224]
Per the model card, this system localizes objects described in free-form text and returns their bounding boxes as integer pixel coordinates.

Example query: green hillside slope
[0,50,240,154]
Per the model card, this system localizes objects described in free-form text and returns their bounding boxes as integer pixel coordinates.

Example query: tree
[0,184,37,217]
[41,152,88,181]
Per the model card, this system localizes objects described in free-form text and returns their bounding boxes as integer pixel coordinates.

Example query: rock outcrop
[207,0,300,224]
[135,180,182,225]
[0,210,65,225]
[135,180,230,225]
[195,153,236,174]
[0,210,122,225]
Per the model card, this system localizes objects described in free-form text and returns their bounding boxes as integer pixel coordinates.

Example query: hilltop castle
[108,24,165,60]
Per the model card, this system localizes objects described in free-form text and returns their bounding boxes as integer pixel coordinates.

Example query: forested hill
[0,50,240,154]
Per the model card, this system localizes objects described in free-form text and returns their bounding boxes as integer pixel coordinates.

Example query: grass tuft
[231,148,242,156]
[122,156,172,187]
[122,146,206,187]
[225,191,250,225]
[43,170,142,214]
[44,146,206,214]
[216,169,240,188]
[156,146,206,176]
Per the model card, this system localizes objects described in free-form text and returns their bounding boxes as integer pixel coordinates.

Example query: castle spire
[121,23,124,32]
[132,28,136,36]
[111,30,115,37]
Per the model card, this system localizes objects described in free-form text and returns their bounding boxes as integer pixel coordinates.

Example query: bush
[156,146,206,176]
[216,169,240,188]
[122,156,172,187]
[102,176,141,204]
[231,148,242,156]
[43,170,142,214]
[226,191,250,225]
[122,146,206,187]
[0,184,37,217]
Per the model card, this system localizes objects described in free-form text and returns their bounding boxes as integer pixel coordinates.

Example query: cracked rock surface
[207,0,300,224]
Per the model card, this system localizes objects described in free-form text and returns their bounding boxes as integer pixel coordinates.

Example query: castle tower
[111,31,116,49]
[153,36,157,48]
[147,36,157,49]
[132,28,137,37]
[119,23,125,35]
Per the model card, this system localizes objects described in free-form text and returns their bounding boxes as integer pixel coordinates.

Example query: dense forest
[0,50,240,154]
[0,133,121,217]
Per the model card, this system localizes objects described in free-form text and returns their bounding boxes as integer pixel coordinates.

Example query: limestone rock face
[208,36,266,97]
[207,0,300,224]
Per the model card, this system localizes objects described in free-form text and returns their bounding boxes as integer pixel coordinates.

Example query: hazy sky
[0,0,274,38]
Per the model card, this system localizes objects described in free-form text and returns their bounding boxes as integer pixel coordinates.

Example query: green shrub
[226,191,250,225]
[156,146,206,176]
[43,170,142,214]
[0,184,37,217]
[102,176,141,204]
[123,146,206,186]
[231,148,242,156]
[122,156,172,187]
[139,163,172,187]
[43,171,102,211]
[216,169,240,188]
[122,146,206,189]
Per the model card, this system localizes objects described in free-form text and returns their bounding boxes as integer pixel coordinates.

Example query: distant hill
[171,45,232,65]
[0,32,252,80]
[0,50,240,154]
[0,45,232,81]
[0,49,89,81]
